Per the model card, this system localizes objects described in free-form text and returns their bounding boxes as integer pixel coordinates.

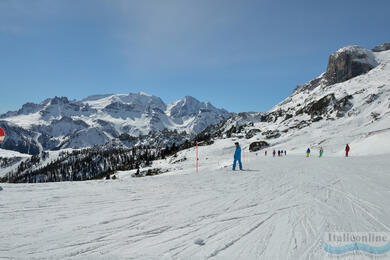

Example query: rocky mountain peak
[293,45,380,95]
[167,96,220,119]
[372,42,390,52]
[324,45,378,86]
[50,96,70,105]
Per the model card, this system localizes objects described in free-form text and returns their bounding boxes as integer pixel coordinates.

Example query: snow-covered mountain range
[0,93,230,154]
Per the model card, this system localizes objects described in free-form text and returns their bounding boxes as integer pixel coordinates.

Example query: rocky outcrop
[334,95,353,117]
[295,94,336,118]
[262,130,281,139]
[292,74,326,95]
[365,94,380,104]
[293,46,379,95]
[307,94,337,117]
[324,46,378,85]
[249,141,269,152]
[372,43,390,52]
[245,129,261,139]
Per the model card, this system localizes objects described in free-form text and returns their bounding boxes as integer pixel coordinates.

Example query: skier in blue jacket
[306,147,311,157]
[233,142,243,171]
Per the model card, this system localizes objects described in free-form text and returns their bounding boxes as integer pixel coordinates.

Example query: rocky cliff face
[324,46,378,85]
[293,45,379,95]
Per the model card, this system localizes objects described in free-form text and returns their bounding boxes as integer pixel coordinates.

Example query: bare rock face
[372,42,390,52]
[262,130,281,139]
[249,141,269,152]
[295,93,336,118]
[334,95,353,117]
[324,46,378,85]
[293,46,379,95]
[245,129,261,139]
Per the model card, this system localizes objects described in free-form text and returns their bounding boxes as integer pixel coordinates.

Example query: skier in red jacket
[345,144,350,157]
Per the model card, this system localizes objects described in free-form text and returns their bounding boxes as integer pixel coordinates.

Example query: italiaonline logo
[324,232,390,256]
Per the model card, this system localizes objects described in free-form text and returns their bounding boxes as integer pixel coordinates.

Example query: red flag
[0,128,4,143]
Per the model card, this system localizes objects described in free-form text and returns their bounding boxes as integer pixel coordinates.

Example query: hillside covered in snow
[196,43,390,156]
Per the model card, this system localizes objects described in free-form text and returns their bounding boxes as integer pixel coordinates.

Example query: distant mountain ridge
[0,93,231,154]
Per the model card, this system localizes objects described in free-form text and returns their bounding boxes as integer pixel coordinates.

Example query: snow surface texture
[1,152,389,259]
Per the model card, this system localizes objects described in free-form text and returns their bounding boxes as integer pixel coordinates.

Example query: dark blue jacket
[234,146,241,159]
[307,148,311,153]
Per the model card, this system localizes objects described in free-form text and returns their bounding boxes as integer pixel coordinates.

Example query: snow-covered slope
[0,148,30,158]
[262,47,390,155]
[197,45,390,157]
[1,151,389,259]
[0,93,230,153]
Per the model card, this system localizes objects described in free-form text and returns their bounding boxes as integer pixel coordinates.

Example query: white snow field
[1,151,389,259]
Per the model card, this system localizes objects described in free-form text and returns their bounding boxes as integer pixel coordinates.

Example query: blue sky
[0,0,389,113]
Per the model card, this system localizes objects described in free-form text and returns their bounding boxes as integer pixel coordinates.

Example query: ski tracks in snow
[0,155,389,259]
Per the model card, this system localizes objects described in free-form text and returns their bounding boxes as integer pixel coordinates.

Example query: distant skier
[284,150,287,156]
[273,150,276,157]
[345,144,350,157]
[233,142,243,171]
[265,150,267,156]
[319,147,324,157]
[306,148,311,157]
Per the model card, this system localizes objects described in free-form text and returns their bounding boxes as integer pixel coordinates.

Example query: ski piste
[1,153,389,259]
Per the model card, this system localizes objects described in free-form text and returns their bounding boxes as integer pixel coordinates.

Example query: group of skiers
[268,150,286,157]
[306,144,350,158]
[233,142,351,170]
[263,150,287,156]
